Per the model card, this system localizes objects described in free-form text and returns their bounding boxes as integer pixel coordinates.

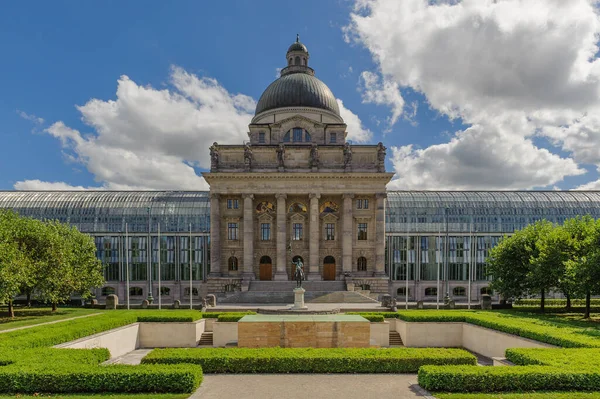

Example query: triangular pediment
[322,213,339,222]
[258,213,274,222]
[290,213,305,222]
[273,115,326,129]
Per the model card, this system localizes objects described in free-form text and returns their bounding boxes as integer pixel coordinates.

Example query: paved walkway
[0,312,101,334]
[191,374,436,399]
[103,349,153,365]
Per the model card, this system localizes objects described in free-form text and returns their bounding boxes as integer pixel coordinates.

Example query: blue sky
[2,0,600,191]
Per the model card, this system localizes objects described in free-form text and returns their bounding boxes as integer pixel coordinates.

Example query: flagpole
[437,223,440,310]
[125,223,130,310]
[158,222,161,310]
[189,223,193,310]
[468,220,472,310]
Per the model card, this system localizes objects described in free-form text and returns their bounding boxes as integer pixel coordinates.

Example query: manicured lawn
[0,395,189,399]
[0,308,100,331]
[436,393,600,399]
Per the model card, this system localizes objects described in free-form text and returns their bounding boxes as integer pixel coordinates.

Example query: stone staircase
[389,331,403,347]
[198,331,213,346]
[216,281,379,304]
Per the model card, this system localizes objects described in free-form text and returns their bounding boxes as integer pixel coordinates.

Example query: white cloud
[14,180,89,190]
[26,67,254,190]
[358,71,405,128]
[17,110,44,125]
[337,99,373,143]
[346,0,600,189]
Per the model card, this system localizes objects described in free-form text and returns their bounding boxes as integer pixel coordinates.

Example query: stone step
[217,290,378,304]
[389,331,403,346]
[199,331,213,346]
[248,281,346,292]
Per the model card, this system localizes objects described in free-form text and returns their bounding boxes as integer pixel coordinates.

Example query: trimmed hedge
[514,298,600,307]
[137,316,195,323]
[216,314,252,322]
[0,311,205,393]
[202,311,256,319]
[142,347,476,373]
[346,312,400,319]
[359,314,385,322]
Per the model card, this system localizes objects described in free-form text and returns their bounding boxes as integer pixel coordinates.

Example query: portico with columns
[202,36,392,288]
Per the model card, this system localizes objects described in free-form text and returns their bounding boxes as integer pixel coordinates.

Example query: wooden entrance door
[259,256,272,281]
[323,256,336,281]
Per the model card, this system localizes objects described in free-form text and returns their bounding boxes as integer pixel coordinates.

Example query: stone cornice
[203,172,394,180]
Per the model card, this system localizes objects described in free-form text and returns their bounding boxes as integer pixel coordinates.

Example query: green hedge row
[346,312,400,319]
[359,314,385,322]
[514,298,600,307]
[0,311,205,393]
[216,314,252,322]
[418,347,600,392]
[202,311,256,319]
[137,316,195,323]
[142,347,476,373]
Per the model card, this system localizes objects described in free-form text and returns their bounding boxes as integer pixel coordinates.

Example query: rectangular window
[258,132,265,144]
[357,199,369,209]
[358,223,368,240]
[330,132,337,143]
[261,223,271,241]
[293,128,303,142]
[227,199,239,209]
[325,223,335,240]
[293,223,303,240]
[227,223,239,240]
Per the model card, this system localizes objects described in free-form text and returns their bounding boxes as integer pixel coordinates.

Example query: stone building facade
[203,37,393,288]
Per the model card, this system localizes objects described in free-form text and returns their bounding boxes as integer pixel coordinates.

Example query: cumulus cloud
[17,67,254,190]
[358,71,405,128]
[17,110,44,125]
[14,180,89,190]
[337,99,373,143]
[346,0,600,189]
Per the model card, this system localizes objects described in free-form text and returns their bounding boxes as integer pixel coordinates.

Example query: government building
[2,38,600,304]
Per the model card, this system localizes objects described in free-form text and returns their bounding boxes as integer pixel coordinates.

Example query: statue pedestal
[291,287,308,310]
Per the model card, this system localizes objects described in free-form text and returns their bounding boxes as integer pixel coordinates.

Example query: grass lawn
[0,307,100,331]
[0,395,189,399]
[436,392,600,399]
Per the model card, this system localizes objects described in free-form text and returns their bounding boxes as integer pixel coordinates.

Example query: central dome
[255,73,340,116]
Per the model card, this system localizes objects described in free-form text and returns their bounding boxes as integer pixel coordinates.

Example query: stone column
[374,193,387,277]
[274,194,288,280]
[209,193,221,277]
[342,193,354,274]
[308,193,321,280]
[242,194,255,280]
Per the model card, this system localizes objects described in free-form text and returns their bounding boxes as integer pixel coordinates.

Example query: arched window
[228,257,238,271]
[283,131,290,142]
[453,287,466,296]
[424,287,437,296]
[480,287,493,295]
[295,56,300,65]
[396,287,410,296]
[129,287,143,296]
[305,131,311,141]
[283,128,311,143]
[357,257,367,271]
[159,287,171,296]
[324,256,335,264]
[289,57,293,66]
[302,57,306,65]
[101,287,115,296]
[256,201,275,213]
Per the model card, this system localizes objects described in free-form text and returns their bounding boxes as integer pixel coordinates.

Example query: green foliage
[419,348,600,393]
[216,313,253,322]
[395,310,600,348]
[136,312,202,323]
[202,311,256,319]
[435,393,600,399]
[346,312,401,319]
[0,310,208,393]
[142,347,476,373]
[358,314,385,322]
[514,298,600,307]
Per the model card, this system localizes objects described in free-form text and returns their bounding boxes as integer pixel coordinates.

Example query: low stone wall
[138,320,204,348]
[396,320,555,358]
[213,322,238,347]
[204,318,215,332]
[370,322,389,347]
[55,324,139,359]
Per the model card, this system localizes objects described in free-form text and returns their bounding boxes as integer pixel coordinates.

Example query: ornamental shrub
[202,311,256,319]
[142,347,476,373]
[137,316,195,323]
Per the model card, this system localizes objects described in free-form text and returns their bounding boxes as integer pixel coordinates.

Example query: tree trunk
[7,300,14,318]
[51,302,57,312]
[540,289,545,313]
[565,293,571,311]
[26,292,31,308]
[585,291,591,319]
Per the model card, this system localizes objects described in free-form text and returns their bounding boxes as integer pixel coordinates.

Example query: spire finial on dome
[296,33,300,43]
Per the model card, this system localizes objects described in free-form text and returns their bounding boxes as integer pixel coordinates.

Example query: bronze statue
[292,257,305,288]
